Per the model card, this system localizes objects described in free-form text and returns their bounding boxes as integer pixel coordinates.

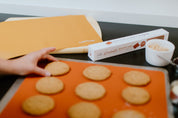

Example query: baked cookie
[124,70,150,86]
[22,95,55,116]
[36,77,64,94]
[112,109,146,118]
[44,61,70,76]
[75,82,106,100]
[122,87,150,105]
[83,65,111,81]
[68,102,101,118]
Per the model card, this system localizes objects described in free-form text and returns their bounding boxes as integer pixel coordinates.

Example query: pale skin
[0,47,58,76]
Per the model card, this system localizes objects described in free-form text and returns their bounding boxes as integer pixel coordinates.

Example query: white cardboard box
[88,28,169,61]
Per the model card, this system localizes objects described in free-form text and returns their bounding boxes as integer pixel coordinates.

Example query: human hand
[8,47,58,76]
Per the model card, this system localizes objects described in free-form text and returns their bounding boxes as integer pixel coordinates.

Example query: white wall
[0,0,178,28]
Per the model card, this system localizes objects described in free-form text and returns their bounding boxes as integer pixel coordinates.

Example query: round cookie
[36,77,64,94]
[68,102,101,118]
[75,82,106,100]
[122,87,150,105]
[124,70,150,86]
[22,95,55,116]
[83,65,111,81]
[112,110,146,118]
[44,61,70,76]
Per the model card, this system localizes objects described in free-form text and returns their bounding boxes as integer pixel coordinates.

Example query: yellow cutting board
[0,15,102,59]
[5,16,102,55]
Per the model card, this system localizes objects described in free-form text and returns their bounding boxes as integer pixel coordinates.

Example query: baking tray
[0,58,174,118]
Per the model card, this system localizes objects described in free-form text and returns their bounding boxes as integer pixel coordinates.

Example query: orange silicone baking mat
[0,59,171,118]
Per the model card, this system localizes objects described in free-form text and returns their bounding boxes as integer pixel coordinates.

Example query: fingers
[40,47,58,61]
[39,47,56,56]
[43,54,58,61]
[44,47,56,54]
[24,47,57,77]
[33,67,51,77]
[33,47,57,61]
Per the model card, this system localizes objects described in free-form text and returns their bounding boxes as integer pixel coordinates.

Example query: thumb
[33,67,51,77]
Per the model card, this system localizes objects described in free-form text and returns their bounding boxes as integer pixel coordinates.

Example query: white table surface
[0,0,178,28]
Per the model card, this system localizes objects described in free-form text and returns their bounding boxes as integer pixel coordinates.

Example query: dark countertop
[0,13,178,117]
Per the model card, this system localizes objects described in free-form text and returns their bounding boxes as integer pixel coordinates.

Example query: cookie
[36,77,64,94]
[83,65,111,81]
[68,102,101,118]
[44,61,70,76]
[122,87,150,105]
[22,95,55,116]
[75,82,106,100]
[112,109,146,118]
[124,70,150,86]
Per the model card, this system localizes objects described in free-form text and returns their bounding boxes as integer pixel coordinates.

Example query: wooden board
[0,15,102,59]
[5,16,102,54]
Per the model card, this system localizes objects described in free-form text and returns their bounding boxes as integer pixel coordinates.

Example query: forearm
[0,47,57,76]
[0,59,16,75]
[0,58,34,76]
